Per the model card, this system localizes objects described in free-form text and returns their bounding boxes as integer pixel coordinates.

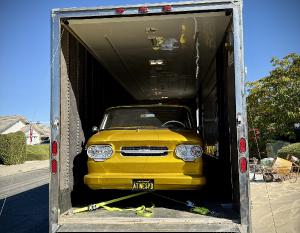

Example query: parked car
[84,104,206,190]
[41,138,50,144]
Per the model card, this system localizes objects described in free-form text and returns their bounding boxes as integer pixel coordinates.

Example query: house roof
[35,124,50,137]
[0,115,28,133]
[20,124,50,137]
[0,116,50,137]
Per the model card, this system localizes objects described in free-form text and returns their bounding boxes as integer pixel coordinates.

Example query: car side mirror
[92,126,99,133]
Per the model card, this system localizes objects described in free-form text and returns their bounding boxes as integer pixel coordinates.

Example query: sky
[0,0,299,123]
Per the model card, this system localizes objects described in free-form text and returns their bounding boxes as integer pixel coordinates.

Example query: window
[101,106,194,130]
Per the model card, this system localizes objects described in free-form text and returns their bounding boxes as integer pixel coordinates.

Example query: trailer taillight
[115,8,125,14]
[51,159,57,174]
[162,5,172,12]
[239,157,247,173]
[239,137,247,153]
[138,6,149,13]
[52,141,58,156]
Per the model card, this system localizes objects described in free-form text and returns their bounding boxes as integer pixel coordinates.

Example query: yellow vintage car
[84,104,206,190]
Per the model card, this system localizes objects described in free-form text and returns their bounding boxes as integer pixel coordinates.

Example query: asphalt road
[0,168,49,233]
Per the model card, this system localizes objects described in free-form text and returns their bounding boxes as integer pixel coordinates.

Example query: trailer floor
[58,218,239,232]
[58,210,239,232]
[58,190,240,232]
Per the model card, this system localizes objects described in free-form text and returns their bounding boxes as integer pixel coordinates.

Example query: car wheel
[263,173,273,182]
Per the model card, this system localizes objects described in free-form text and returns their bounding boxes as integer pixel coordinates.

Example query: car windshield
[101,106,193,130]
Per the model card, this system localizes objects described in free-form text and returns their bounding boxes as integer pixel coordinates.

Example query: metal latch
[52,118,59,129]
[237,113,242,125]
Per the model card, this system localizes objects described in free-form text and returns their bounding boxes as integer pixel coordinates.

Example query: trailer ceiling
[67,12,230,101]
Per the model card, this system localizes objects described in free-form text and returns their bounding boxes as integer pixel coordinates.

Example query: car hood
[87,129,202,146]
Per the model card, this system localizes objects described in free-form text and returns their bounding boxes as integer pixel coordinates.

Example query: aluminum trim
[120,146,170,156]
[50,12,61,233]
[52,1,240,14]
[232,3,251,233]
[121,149,168,154]
[52,1,237,20]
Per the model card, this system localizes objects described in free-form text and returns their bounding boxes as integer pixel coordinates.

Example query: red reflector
[162,5,172,12]
[52,141,58,156]
[51,159,57,174]
[139,6,149,13]
[239,157,247,173]
[115,8,125,14]
[239,137,247,153]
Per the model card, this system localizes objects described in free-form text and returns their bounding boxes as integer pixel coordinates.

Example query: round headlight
[175,145,203,162]
[87,145,113,161]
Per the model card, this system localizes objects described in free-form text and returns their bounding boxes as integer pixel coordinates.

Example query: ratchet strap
[73,191,209,217]
[73,191,154,217]
[101,204,155,218]
[151,192,209,215]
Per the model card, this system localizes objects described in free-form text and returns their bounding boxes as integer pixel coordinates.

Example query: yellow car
[84,104,206,190]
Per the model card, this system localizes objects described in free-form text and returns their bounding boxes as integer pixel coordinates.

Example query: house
[20,123,50,145]
[0,115,28,134]
[0,115,50,145]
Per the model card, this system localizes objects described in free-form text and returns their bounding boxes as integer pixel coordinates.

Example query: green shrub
[0,131,26,165]
[26,144,50,161]
[277,143,300,160]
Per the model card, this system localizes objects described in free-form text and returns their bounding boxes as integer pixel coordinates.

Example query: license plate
[132,179,154,191]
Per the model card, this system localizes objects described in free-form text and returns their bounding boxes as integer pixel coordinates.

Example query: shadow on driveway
[0,184,49,233]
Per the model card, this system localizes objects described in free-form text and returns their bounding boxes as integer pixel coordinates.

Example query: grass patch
[26,144,50,161]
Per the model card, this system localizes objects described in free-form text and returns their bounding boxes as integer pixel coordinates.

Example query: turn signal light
[52,141,58,156]
[239,157,247,173]
[162,5,172,12]
[51,159,57,174]
[139,6,149,13]
[115,8,125,14]
[239,137,247,153]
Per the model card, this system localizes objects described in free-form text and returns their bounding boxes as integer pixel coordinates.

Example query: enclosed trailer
[50,0,250,232]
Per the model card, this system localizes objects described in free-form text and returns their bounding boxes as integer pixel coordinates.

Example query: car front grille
[120,146,169,156]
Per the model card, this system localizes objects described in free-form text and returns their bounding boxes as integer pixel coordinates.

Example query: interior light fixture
[149,59,165,66]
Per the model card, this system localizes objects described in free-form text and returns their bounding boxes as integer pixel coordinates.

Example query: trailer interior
[56,9,242,232]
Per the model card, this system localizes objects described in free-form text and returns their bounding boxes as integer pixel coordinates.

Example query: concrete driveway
[250,173,300,233]
[0,160,49,177]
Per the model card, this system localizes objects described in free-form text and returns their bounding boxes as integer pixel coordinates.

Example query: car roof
[105,104,190,112]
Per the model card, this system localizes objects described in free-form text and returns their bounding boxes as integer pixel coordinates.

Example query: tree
[247,53,300,156]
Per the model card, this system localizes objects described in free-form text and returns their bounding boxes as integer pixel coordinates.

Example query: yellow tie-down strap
[73,192,154,217]
[102,204,155,218]
[73,191,209,217]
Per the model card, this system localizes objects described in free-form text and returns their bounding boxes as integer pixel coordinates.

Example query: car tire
[263,173,273,182]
